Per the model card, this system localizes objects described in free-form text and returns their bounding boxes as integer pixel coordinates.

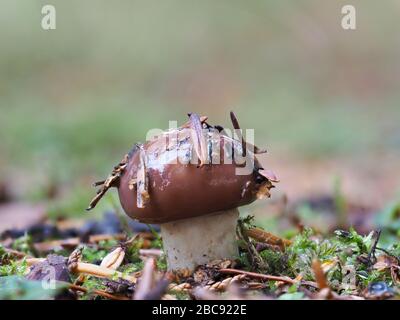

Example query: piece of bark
[26,254,71,283]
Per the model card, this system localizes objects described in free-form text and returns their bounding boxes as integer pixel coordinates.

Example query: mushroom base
[160,208,239,271]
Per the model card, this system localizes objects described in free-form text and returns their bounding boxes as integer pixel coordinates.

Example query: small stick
[89,233,128,242]
[237,221,267,272]
[68,283,129,300]
[26,259,137,283]
[189,113,208,166]
[139,249,163,257]
[311,259,329,290]
[34,238,82,251]
[92,180,106,187]
[26,258,45,266]
[248,143,267,154]
[367,229,381,267]
[1,249,44,267]
[136,146,150,208]
[87,155,128,211]
[244,227,292,249]
[219,268,296,285]
[71,262,137,283]
[2,248,32,259]
[229,111,246,157]
[228,112,267,155]
[256,243,282,253]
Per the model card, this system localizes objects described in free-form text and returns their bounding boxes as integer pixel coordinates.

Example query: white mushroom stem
[160,208,239,271]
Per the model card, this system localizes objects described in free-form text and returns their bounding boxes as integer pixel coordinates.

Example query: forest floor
[0,156,399,300]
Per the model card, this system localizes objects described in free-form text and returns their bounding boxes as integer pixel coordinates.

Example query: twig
[2,248,31,259]
[255,242,282,252]
[26,258,45,266]
[244,227,291,250]
[90,233,130,242]
[136,146,150,208]
[139,249,163,257]
[219,268,296,284]
[67,249,136,283]
[311,259,329,290]
[367,229,381,268]
[229,111,246,157]
[237,221,268,272]
[71,262,137,283]
[87,154,128,211]
[1,248,45,266]
[189,113,208,166]
[68,283,129,300]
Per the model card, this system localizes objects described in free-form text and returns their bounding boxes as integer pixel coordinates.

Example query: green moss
[81,246,108,264]
[120,262,144,274]
[0,259,28,276]
[259,249,288,275]
[11,234,37,257]
[80,277,107,300]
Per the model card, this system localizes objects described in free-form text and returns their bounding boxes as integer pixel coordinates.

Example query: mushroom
[88,112,278,271]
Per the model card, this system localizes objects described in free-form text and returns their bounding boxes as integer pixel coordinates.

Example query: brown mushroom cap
[118,126,271,223]
[88,113,277,223]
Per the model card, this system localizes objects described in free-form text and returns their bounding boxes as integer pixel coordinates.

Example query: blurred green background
[0,1,399,215]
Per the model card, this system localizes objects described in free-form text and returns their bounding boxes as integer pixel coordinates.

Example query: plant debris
[1,202,399,300]
[27,254,71,283]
